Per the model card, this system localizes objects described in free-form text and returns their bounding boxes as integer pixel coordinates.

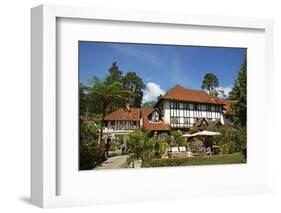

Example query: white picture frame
[31,4,274,208]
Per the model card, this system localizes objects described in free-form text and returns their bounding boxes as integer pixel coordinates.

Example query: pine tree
[106,62,123,83]
[123,72,145,108]
[229,56,247,127]
[201,73,219,96]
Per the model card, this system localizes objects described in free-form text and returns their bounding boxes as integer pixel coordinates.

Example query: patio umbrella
[181,133,193,137]
[191,130,220,137]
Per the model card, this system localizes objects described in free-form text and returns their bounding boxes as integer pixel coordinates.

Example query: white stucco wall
[163,100,171,124]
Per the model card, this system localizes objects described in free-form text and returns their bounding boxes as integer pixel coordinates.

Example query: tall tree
[88,77,131,119]
[88,77,132,142]
[229,57,247,127]
[123,72,145,108]
[105,62,126,109]
[106,61,123,83]
[201,73,219,96]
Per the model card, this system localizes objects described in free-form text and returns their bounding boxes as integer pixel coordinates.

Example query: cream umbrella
[191,130,220,137]
[181,133,193,137]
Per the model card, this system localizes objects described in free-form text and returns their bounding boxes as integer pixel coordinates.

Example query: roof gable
[160,85,225,105]
[104,108,141,121]
[147,108,162,118]
[141,108,171,131]
[104,107,171,131]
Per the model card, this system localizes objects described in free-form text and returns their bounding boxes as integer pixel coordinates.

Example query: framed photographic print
[31,4,274,208]
[78,41,247,171]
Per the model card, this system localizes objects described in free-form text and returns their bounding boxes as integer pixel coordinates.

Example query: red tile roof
[104,108,141,121]
[159,85,225,105]
[141,108,171,131]
[104,107,171,131]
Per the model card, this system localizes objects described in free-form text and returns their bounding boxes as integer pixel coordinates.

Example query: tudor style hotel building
[156,85,225,128]
[103,85,232,135]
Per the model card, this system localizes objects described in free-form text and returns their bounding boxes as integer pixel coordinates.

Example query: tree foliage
[123,72,145,107]
[106,61,123,83]
[229,56,247,127]
[126,131,171,163]
[79,119,106,170]
[81,62,145,119]
[170,130,185,146]
[79,83,90,116]
[206,121,246,155]
[79,61,146,167]
[88,77,131,119]
[201,73,219,96]
[156,137,170,158]
[126,131,153,161]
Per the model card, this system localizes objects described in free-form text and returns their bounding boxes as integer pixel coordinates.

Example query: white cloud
[217,85,233,98]
[143,82,165,103]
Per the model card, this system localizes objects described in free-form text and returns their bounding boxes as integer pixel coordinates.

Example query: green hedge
[142,153,246,168]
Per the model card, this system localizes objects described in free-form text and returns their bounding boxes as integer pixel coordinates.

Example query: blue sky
[79,41,246,102]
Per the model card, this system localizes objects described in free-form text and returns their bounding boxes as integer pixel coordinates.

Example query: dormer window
[151,111,160,122]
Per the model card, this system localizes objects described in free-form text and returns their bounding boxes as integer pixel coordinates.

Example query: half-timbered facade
[104,107,141,135]
[104,84,229,134]
[158,101,223,128]
[156,85,225,128]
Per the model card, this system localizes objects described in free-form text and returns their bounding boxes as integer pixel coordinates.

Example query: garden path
[95,150,128,170]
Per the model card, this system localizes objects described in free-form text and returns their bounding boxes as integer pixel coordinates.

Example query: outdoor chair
[179,146,186,152]
[179,146,187,157]
[169,147,179,158]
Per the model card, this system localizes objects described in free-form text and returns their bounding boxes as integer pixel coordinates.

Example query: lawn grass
[142,153,246,168]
